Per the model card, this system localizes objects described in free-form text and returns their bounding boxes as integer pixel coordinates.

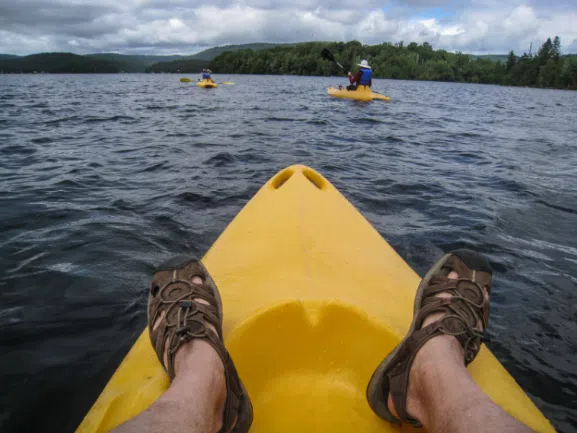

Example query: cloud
[0,0,116,28]
[0,0,576,55]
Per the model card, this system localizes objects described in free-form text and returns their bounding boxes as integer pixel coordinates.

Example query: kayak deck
[328,85,390,101]
[76,166,554,433]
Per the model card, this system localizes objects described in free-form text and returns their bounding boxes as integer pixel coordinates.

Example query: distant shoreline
[3,72,575,93]
[2,38,575,90]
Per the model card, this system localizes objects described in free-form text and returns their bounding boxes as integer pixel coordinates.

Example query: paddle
[321,48,345,72]
[195,77,234,84]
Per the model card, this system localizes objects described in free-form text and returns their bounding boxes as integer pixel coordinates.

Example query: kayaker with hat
[201,69,214,83]
[347,60,372,91]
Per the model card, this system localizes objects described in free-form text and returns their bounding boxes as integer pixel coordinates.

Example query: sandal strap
[386,251,492,425]
[153,289,243,431]
[149,279,225,378]
[422,273,490,331]
[147,259,247,433]
[388,312,485,425]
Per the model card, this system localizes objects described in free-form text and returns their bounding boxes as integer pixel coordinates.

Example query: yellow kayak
[328,85,390,101]
[179,77,191,83]
[197,79,217,88]
[76,165,554,433]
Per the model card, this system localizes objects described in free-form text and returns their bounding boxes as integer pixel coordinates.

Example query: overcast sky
[1,0,576,55]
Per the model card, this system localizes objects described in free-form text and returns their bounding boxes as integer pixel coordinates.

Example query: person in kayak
[110,251,537,433]
[347,60,372,90]
[201,69,214,83]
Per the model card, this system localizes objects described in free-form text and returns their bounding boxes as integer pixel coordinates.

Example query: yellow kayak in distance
[328,85,390,101]
[75,165,554,433]
[196,79,217,88]
[179,77,192,83]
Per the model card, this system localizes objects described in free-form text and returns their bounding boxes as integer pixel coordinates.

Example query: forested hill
[146,58,210,73]
[86,54,188,72]
[0,43,290,73]
[209,38,577,90]
[0,52,189,73]
[2,39,576,88]
[0,53,121,73]
[190,43,293,60]
[144,43,292,72]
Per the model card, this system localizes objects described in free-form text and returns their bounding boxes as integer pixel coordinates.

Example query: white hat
[357,60,371,69]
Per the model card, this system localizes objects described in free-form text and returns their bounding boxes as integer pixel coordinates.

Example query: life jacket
[359,67,372,86]
[202,73,211,79]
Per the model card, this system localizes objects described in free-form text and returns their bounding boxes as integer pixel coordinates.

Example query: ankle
[404,335,467,425]
[165,341,227,433]
[174,340,225,376]
[173,340,227,404]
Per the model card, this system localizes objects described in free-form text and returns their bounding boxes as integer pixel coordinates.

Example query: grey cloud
[0,0,121,45]
[137,0,387,11]
[0,0,115,27]
[0,0,575,55]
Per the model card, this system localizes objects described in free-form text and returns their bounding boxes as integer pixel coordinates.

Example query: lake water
[0,74,576,433]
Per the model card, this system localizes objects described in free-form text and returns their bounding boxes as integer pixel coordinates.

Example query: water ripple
[0,74,575,433]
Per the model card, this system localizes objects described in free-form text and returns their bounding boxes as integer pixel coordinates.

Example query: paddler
[347,60,372,91]
[201,69,214,83]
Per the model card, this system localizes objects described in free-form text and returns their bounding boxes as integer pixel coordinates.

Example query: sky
[1,0,576,56]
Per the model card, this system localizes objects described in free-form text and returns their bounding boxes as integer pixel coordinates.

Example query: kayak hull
[76,165,554,433]
[328,85,390,101]
[197,79,217,88]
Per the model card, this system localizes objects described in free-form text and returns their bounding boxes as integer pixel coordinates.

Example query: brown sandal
[367,249,492,426]
[148,256,253,433]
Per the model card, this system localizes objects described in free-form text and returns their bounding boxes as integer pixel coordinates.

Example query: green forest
[188,43,293,61]
[209,37,577,90]
[0,53,121,73]
[146,58,210,73]
[0,44,285,74]
[2,38,575,89]
[0,52,203,73]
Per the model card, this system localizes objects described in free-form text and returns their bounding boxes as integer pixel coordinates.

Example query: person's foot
[169,275,223,371]
[148,256,253,433]
[367,249,492,426]
[387,268,490,422]
[151,274,223,374]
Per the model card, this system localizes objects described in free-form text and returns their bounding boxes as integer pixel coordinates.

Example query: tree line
[209,38,577,90]
[0,53,120,73]
[0,53,202,74]
[145,58,209,73]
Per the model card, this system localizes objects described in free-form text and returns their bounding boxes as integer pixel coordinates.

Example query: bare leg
[112,277,226,433]
[388,271,535,433]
